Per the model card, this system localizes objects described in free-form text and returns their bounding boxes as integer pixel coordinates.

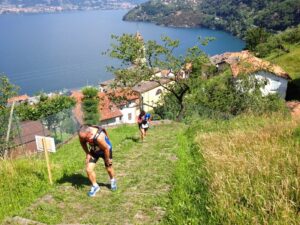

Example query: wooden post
[4,101,15,159]
[42,138,53,185]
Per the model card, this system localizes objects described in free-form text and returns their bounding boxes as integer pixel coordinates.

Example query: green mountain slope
[268,45,300,80]
[124,0,300,37]
[269,45,300,100]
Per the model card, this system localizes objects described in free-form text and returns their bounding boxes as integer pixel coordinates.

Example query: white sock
[93,183,99,187]
[111,178,116,182]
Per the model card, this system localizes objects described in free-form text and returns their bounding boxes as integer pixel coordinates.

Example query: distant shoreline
[0,5,134,15]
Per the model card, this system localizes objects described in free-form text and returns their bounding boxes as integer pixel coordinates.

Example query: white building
[211,51,291,98]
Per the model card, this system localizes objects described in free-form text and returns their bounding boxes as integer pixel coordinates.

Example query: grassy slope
[1,123,186,224]
[266,45,300,81]
[266,44,300,100]
[1,115,300,224]
[193,114,300,224]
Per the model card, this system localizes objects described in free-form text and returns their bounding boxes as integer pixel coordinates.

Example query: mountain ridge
[123,0,300,37]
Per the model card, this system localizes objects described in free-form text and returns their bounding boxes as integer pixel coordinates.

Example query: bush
[154,93,180,120]
[82,87,98,98]
[81,86,99,124]
[187,74,287,119]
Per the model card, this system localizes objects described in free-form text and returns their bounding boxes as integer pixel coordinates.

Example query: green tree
[81,86,100,124]
[16,95,76,138]
[245,27,270,51]
[107,33,212,120]
[0,75,19,156]
[0,75,19,108]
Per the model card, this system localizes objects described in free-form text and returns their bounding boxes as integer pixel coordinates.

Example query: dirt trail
[5,123,182,225]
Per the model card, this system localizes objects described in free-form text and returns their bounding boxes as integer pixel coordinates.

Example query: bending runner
[78,125,117,197]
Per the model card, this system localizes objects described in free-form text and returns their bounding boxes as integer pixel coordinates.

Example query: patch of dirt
[3,216,46,225]
[168,155,178,161]
[134,210,150,221]
[287,101,300,120]
[29,194,55,209]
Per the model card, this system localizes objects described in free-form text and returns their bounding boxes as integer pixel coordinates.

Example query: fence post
[4,101,15,159]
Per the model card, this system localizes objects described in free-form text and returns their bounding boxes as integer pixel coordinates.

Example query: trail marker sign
[35,136,55,185]
[35,136,56,153]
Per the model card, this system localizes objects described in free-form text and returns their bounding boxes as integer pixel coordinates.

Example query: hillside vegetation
[124,0,300,37]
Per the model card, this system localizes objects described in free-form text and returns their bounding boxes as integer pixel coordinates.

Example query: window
[128,113,132,121]
[156,89,162,95]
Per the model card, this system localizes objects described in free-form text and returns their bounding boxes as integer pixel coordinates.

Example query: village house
[108,89,140,124]
[210,50,291,99]
[132,78,172,113]
[98,92,123,126]
[7,94,29,106]
[71,89,140,127]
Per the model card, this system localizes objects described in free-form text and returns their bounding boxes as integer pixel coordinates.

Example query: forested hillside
[124,0,300,37]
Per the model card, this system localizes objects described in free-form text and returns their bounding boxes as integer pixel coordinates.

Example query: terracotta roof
[211,51,291,79]
[109,88,140,101]
[7,94,29,103]
[71,90,123,124]
[132,78,171,93]
[98,92,123,121]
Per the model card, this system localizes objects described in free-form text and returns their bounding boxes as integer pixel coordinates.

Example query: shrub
[187,74,287,119]
[81,86,99,124]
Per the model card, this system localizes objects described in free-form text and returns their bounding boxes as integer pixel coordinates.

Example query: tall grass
[0,125,137,223]
[193,114,300,224]
[0,158,50,222]
[163,131,214,224]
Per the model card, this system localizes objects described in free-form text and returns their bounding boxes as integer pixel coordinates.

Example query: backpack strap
[90,125,109,145]
[91,126,101,145]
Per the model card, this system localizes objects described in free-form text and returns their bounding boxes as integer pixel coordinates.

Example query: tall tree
[107,33,213,120]
[81,86,100,124]
[0,75,19,108]
[245,27,270,51]
[0,75,19,156]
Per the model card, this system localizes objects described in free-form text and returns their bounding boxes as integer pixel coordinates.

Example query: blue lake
[0,10,245,95]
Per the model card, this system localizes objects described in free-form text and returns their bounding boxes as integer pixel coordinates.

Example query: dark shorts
[138,123,149,131]
[89,148,112,164]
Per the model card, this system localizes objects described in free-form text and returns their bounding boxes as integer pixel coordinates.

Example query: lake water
[0,10,245,95]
